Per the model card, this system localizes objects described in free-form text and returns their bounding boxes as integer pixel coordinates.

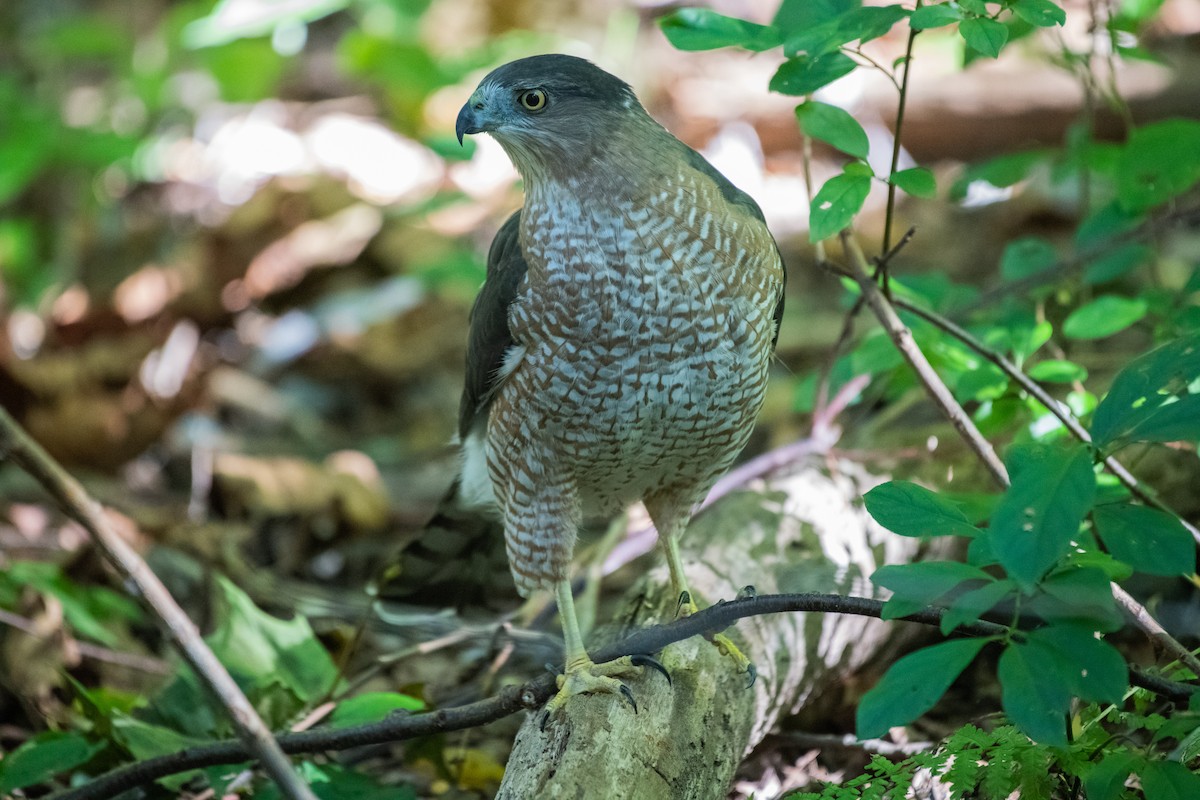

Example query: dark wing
[768,245,786,352]
[680,146,786,351]
[458,210,528,438]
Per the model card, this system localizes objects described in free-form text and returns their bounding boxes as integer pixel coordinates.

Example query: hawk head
[455,54,643,178]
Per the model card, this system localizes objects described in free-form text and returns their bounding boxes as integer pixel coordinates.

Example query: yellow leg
[659,527,755,684]
[543,580,647,716]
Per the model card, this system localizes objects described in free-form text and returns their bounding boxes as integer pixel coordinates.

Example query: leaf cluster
[0,578,422,797]
[663,0,1200,794]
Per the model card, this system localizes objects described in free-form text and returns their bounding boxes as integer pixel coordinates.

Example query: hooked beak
[456,103,484,146]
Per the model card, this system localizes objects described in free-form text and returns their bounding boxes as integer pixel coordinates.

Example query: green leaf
[864,481,981,538]
[1185,266,1200,294]
[1178,724,1200,763]
[857,638,988,738]
[890,167,936,198]
[784,5,910,55]
[1034,566,1123,631]
[257,762,415,800]
[998,640,1071,745]
[989,442,1096,591]
[1009,318,1054,361]
[959,17,1009,58]
[198,38,288,103]
[1093,502,1194,575]
[835,5,911,44]
[1091,333,1200,448]
[1027,359,1087,383]
[1000,237,1057,282]
[1068,547,1134,582]
[1102,395,1200,445]
[330,692,425,728]
[1025,624,1128,703]
[940,579,1015,635]
[843,160,874,178]
[1140,760,1200,800]
[873,562,993,607]
[809,172,872,242]
[850,329,905,374]
[0,732,103,794]
[770,52,858,96]
[659,9,782,52]
[207,577,339,707]
[1012,0,1067,27]
[796,101,869,158]
[1117,120,1200,212]
[1076,201,1144,248]
[4,561,142,646]
[111,716,209,761]
[1085,752,1140,800]
[1062,295,1148,340]
[773,0,858,32]
[1084,242,1152,284]
[910,4,964,30]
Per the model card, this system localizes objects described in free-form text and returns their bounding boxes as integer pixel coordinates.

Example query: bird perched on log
[412,54,785,714]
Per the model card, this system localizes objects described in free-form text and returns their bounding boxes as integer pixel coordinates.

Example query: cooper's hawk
[452,54,785,712]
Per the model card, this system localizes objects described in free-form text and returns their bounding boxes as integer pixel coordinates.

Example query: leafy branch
[660,2,1200,787]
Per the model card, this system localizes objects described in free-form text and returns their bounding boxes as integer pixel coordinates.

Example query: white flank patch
[457,429,496,510]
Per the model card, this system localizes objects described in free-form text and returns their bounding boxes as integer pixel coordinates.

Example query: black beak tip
[455,104,479,148]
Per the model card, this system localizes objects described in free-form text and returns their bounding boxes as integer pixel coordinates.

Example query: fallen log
[498,458,926,799]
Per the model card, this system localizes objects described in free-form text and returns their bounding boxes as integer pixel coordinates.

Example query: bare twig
[0,406,317,800]
[839,233,1009,486]
[1111,582,1200,678]
[881,20,920,259]
[50,591,1197,800]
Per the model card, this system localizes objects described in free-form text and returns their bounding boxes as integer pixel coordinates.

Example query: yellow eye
[518,89,547,112]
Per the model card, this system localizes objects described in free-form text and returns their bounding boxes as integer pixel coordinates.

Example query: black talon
[619,683,638,713]
[539,710,551,731]
[630,653,673,687]
[737,584,757,601]
[745,662,757,689]
[676,591,692,614]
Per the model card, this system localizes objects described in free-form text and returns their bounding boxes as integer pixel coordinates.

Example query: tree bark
[497,458,925,799]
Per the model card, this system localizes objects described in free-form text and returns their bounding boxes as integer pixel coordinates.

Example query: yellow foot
[541,654,671,727]
[677,590,757,688]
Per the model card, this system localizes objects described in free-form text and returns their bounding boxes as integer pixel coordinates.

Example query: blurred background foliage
[0,0,1198,796]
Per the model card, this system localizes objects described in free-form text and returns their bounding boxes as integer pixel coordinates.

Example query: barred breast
[484,166,782,594]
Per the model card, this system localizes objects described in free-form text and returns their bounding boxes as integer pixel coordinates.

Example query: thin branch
[842,47,902,93]
[881,16,919,257]
[1111,582,1200,679]
[48,592,1197,800]
[838,233,1010,486]
[892,296,1200,547]
[0,406,317,800]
